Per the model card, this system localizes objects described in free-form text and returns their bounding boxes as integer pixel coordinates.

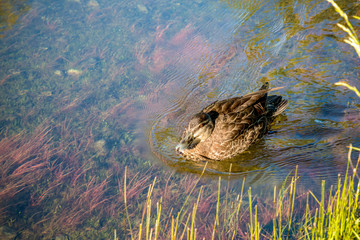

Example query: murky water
[0,0,360,237]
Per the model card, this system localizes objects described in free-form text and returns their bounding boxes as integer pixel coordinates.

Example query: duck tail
[267,95,288,116]
[273,99,288,116]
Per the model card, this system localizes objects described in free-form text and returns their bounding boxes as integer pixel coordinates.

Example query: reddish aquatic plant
[0,73,12,86]
[101,97,135,120]
[34,175,113,235]
[134,24,209,74]
[148,46,170,73]
[169,24,193,46]
[0,112,117,235]
[0,125,58,216]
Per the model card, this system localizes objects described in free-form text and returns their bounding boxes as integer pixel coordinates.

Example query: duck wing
[203,110,267,159]
[192,83,287,159]
[212,103,266,140]
[202,88,269,115]
[200,87,271,158]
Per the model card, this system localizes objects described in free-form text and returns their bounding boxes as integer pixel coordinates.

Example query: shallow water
[1,0,359,187]
[0,0,360,237]
[147,0,360,185]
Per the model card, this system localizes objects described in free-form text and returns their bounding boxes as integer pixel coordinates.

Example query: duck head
[176,112,214,154]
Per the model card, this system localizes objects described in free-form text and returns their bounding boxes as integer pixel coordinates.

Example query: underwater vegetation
[0,0,359,239]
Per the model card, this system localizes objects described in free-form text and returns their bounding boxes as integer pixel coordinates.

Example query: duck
[175,82,288,161]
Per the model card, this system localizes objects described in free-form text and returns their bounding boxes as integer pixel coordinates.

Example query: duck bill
[175,140,191,153]
[175,133,200,153]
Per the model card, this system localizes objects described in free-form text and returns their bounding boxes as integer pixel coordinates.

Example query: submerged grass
[0,0,359,239]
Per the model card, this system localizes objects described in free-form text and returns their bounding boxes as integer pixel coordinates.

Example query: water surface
[147,0,360,186]
[0,0,360,238]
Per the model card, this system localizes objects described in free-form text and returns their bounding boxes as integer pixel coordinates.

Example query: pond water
[147,0,360,185]
[0,0,360,238]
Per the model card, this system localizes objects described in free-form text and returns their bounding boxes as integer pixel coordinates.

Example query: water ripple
[145,0,360,188]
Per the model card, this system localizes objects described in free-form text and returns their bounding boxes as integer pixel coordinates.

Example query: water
[148,0,360,183]
[0,0,360,238]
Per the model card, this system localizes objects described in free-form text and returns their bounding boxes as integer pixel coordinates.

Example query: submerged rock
[54,70,62,76]
[67,69,82,76]
[137,4,148,14]
[93,139,107,156]
[88,0,99,8]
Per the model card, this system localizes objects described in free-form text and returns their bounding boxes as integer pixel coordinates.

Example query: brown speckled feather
[177,84,288,161]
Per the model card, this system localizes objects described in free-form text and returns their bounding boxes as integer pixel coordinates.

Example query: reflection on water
[0,0,360,237]
[148,0,360,188]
